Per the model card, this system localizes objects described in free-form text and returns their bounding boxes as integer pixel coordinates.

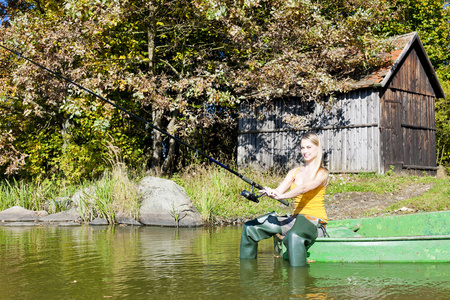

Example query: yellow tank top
[290,168,328,222]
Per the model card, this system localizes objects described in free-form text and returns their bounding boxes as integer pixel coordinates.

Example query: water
[0,225,448,299]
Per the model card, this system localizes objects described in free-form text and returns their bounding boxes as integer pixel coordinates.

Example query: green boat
[274,211,450,263]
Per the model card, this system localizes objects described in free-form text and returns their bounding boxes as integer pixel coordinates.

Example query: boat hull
[307,235,450,263]
[274,211,450,263]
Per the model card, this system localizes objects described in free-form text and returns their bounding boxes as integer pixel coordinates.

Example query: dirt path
[325,182,435,220]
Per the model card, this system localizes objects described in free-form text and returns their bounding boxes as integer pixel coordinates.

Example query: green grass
[383,179,450,212]
[173,165,292,223]
[326,172,421,194]
[326,172,449,217]
[178,166,449,222]
[0,164,448,223]
[0,178,76,212]
[76,165,140,223]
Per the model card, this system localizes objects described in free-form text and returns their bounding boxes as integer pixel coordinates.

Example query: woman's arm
[267,169,328,201]
[274,168,298,194]
[258,168,297,196]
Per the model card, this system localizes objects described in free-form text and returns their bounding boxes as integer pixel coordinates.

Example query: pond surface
[0,224,448,299]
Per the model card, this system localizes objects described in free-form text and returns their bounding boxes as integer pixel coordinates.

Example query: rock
[395,207,415,213]
[39,207,81,223]
[0,222,40,227]
[0,206,41,222]
[36,210,49,217]
[138,176,203,227]
[90,217,109,225]
[71,186,97,209]
[116,212,142,226]
[43,197,73,213]
[57,221,82,227]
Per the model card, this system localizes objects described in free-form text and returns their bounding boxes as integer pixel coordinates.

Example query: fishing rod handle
[277,199,289,206]
[241,176,289,206]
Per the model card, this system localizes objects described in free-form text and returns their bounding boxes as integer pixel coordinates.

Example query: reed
[0,142,140,224]
[77,141,140,223]
[175,164,292,222]
[0,179,65,211]
[177,164,450,222]
[76,164,140,223]
[0,162,448,224]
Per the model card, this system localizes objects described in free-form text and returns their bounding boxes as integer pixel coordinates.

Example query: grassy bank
[326,172,450,213]
[0,164,448,223]
[0,165,140,222]
[177,166,450,223]
[172,165,293,223]
[0,179,76,212]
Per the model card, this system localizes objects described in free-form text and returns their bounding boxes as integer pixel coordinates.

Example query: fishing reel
[241,185,265,203]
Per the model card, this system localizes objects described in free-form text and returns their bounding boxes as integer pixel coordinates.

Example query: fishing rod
[0,43,289,206]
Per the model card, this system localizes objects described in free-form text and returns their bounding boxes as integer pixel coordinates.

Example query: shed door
[402,94,437,170]
[380,90,404,173]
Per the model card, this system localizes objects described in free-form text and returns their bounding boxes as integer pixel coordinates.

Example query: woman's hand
[259,187,273,197]
[259,188,268,196]
[260,187,283,200]
[268,190,283,200]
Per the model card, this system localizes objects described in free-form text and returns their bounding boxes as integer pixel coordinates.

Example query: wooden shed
[237,32,445,175]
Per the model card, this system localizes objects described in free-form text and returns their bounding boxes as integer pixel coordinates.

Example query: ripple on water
[1,225,449,299]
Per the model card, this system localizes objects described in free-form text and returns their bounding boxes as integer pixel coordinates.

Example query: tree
[436,84,450,167]
[3,0,433,180]
[197,0,395,126]
[0,0,240,180]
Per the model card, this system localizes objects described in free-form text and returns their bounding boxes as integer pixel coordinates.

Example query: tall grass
[0,141,141,224]
[176,165,449,222]
[0,178,73,211]
[174,164,292,222]
[1,160,448,223]
[77,143,140,223]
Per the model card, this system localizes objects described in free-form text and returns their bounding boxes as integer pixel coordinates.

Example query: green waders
[240,213,318,267]
[240,212,281,259]
[282,215,318,267]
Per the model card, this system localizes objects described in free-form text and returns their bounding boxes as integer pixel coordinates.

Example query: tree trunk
[151,109,163,175]
[162,110,179,174]
[147,0,156,74]
[147,0,163,174]
[61,118,71,152]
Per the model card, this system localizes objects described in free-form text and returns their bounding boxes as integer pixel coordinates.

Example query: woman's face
[301,139,318,162]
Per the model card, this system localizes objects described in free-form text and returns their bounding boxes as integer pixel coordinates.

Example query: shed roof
[355,32,445,98]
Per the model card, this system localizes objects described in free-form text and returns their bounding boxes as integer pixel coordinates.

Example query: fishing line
[0,43,289,206]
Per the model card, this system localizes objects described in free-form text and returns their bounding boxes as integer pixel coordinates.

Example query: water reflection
[0,225,449,299]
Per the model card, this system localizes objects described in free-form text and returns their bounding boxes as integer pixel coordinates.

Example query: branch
[161,59,181,78]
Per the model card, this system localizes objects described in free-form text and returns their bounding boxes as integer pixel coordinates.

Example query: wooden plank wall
[380,46,437,173]
[402,94,436,169]
[380,89,405,172]
[237,89,381,173]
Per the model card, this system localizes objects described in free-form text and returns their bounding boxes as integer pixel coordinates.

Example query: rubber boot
[240,212,281,259]
[282,215,318,267]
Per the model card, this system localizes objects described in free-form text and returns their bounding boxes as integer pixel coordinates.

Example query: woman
[240,132,328,265]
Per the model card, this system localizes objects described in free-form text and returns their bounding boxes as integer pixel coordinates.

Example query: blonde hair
[301,132,324,181]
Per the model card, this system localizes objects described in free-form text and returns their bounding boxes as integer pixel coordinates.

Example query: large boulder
[0,206,47,222]
[39,207,81,223]
[116,212,142,226]
[71,186,97,214]
[43,197,72,214]
[138,176,203,227]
